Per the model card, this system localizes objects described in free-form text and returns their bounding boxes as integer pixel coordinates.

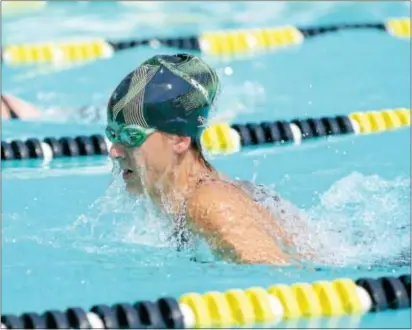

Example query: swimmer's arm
[1,104,11,120]
[186,184,291,265]
[1,94,41,120]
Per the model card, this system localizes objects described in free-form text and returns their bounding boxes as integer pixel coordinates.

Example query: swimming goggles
[105,125,155,148]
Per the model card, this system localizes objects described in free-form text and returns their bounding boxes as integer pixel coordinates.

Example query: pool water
[2,1,411,328]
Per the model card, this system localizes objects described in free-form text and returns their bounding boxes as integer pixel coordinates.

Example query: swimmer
[106,54,298,265]
[1,94,104,123]
[1,94,41,120]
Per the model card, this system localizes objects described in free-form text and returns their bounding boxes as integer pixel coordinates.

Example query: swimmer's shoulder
[186,177,259,227]
[186,178,292,265]
[192,176,251,203]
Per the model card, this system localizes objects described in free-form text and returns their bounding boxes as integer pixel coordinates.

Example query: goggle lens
[105,126,153,148]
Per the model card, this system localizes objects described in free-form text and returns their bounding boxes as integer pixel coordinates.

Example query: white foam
[68,162,174,250]
[304,172,410,266]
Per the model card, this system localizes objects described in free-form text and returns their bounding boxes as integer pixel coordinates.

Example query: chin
[125,182,144,196]
[126,174,152,196]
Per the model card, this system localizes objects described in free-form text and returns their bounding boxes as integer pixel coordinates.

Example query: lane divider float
[1,107,409,162]
[203,107,410,154]
[2,18,409,65]
[1,274,410,329]
[2,1,47,16]
[1,134,108,162]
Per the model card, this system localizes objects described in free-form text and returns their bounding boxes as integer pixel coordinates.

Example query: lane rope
[1,274,409,329]
[1,107,409,162]
[2,1,47,16]
[2,18,409,65]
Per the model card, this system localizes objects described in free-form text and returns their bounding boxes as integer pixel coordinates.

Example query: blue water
[2,1,411,328]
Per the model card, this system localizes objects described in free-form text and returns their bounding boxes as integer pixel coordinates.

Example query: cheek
[130,149,143,168]
[145,137,172,168]
[140,145,162,172]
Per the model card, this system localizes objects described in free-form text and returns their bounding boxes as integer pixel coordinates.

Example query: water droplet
[224,66,233,76]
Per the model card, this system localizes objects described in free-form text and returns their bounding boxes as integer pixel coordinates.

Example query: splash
[245,172,410,268]
[301,172,410,267]
[69,165,410,268]
[70,162,173,249]
[41,105,106,124]
[69,159,215,261]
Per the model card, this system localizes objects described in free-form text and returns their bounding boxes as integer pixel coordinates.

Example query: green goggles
[105,125,155,148]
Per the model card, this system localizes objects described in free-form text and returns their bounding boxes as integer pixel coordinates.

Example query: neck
[152,152,214,215]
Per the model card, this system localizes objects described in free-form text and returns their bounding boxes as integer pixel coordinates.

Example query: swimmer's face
[107,121,191,196]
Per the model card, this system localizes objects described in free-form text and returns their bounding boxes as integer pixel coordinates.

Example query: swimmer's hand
[186,181,292,265]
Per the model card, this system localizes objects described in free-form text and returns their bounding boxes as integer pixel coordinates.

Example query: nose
[109,142,126,159]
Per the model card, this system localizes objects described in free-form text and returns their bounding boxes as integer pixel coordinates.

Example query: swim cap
[107,53,220,138]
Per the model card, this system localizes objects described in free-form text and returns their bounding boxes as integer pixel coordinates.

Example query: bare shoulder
[186,179,258,229]
[185,178,293,264]
[193,179,248,201]
[188,179,250,210]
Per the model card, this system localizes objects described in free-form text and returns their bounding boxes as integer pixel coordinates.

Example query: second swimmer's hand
[186,181,292,265]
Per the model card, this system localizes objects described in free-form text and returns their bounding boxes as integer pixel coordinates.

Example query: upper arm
[2,95,41,120]
[186,182,291,265]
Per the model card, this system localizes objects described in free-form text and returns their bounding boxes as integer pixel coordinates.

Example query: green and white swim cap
[107,53,220,138]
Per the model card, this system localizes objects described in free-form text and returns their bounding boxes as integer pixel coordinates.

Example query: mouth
[122,168,134,181]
